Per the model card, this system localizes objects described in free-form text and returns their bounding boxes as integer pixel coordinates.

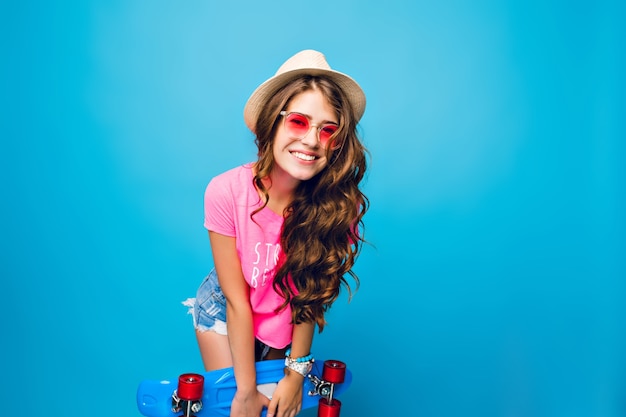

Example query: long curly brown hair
[251,75,368,331]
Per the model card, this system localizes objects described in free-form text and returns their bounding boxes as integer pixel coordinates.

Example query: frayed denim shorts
[182,269,278,361]
[183,269,227,335]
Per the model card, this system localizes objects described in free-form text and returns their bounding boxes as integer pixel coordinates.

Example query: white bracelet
[284,357,314,377]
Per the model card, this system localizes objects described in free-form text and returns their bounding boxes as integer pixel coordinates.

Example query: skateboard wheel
[318,397,342,417]
[177,373,204,400]
[322,360,346,384]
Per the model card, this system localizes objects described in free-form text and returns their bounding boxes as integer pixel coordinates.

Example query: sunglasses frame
[279,111,340,148]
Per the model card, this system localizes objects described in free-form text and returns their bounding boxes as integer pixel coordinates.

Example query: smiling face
[270,89,338,187]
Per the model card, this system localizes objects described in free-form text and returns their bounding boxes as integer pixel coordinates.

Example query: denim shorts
[182,269,278,360]
[185,269,228,335]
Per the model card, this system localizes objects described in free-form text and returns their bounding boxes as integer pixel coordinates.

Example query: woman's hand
[230,388,270,417]
[266,369,304,417]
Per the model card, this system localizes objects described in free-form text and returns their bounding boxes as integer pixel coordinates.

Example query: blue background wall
[1,1,624,416]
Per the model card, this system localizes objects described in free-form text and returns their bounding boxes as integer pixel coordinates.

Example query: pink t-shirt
[204,164,293,348]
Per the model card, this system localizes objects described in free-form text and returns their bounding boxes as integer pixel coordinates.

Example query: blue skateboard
[137,359,351,417]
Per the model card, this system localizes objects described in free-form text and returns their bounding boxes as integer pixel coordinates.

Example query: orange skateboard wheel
[177,373,204,401]
[322,360,346,384]
[318,397,342,417]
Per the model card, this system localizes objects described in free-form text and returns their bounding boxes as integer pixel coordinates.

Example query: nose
[299,125,319,147]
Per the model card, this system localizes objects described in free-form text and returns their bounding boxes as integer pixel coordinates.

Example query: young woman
[187,50,368,417]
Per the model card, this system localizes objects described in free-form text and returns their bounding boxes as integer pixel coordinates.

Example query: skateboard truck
[307,360,346,417]
[171,373,204,417]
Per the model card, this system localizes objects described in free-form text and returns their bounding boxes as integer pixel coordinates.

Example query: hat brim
[243,67,366,134]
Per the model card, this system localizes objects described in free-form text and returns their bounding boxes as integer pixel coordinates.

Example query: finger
[267,398,277,417]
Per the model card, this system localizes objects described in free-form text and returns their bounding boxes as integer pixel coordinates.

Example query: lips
[290,151,318,161]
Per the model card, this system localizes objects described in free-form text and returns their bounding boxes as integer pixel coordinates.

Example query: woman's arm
[209,231,269,416]
[266,321,315,417]
[288,321,315,361]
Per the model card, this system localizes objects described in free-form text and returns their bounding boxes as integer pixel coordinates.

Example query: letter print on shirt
[251,241,281,288]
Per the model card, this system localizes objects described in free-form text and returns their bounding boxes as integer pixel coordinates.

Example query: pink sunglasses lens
[285,113,310,136]
[319,125,338,145]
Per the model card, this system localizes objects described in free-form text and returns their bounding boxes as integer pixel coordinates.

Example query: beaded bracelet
[284,348,314,376]
[285,348,314,363]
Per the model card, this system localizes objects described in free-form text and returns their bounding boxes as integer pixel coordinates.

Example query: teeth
[292,151,316,161]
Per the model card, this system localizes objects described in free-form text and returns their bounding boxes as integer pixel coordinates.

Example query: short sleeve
[204,175,236,236]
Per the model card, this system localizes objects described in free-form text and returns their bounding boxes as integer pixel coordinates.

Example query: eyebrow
[288,111,338,125]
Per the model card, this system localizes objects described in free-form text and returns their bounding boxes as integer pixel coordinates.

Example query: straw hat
[243,49,366,133]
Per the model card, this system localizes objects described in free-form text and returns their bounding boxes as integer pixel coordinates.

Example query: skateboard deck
[137,358,351,417]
